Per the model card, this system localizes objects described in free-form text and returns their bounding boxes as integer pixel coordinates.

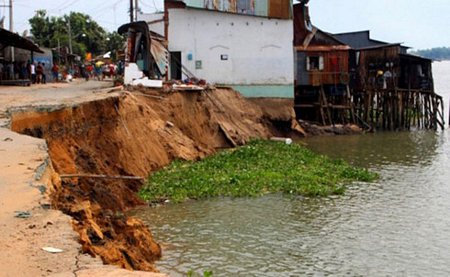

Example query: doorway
[170,51,182,80]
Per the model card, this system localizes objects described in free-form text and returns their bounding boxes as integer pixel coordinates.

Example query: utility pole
[9,0,14,62]
[134,0,139,21]
[130,0,134,22]
[68,20,73,54]
[58,38,61,64]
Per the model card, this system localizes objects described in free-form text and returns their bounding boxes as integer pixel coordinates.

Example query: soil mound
[9,87,301,271]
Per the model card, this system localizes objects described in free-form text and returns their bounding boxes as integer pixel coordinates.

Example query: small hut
[0,27,44,86]
[293,1,353,125]
[334,31,445,130]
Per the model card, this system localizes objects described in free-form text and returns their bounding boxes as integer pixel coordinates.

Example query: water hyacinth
[140,140,378,203]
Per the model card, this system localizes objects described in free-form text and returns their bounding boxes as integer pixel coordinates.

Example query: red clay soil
[9,87,303,272]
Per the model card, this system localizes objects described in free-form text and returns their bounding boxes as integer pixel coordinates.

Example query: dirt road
[0,80,165,277]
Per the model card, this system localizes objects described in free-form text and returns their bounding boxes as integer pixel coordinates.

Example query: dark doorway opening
[170,51,182,80]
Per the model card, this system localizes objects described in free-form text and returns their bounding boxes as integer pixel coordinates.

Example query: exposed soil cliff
[9,87,302,271]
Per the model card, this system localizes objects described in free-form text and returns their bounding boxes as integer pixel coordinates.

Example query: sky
[308,0,450,50]
[1,0,449,50]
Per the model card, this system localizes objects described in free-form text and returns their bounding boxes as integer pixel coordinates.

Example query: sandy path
[0,80,165,276]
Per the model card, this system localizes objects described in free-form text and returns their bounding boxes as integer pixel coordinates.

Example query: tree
[106,32,127,61]
[28,10,125,59]
[29,10,51,48]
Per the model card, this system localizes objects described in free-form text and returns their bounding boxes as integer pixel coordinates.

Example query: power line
[138,0,162,12]
[58,0,82,12]
[89,0,124,18]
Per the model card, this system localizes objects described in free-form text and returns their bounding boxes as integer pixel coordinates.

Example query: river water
[135,61,450,276]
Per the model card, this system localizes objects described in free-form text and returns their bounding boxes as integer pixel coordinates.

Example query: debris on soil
[14,211,32,218]
[299,120,363,136]
[42,247,64,253]
[270,137,293,144]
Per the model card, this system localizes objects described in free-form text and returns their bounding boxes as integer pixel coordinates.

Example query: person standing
[0,62,3,82]
[14,62,20,80]
[7,62,14,80]
[86,63,93,80]
[41,63,47,84]
[36,63,44,84]
[109,63,115,79]
[21,63,27,80]
[30,62,36,84]
[51,63,59,82]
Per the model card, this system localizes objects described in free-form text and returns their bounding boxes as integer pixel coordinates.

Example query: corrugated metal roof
[332,30,407,51]
[332,31,387,49]
[0,28,44,53]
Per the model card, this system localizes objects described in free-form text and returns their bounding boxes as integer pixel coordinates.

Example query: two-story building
[134,0,294,98]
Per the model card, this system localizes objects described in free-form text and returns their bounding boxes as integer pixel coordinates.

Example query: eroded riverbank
[4,84,306,274]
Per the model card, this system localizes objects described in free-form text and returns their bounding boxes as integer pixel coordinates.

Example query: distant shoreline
[410,47,450,61]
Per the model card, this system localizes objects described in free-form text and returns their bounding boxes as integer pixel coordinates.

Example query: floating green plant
[140,140,378,203]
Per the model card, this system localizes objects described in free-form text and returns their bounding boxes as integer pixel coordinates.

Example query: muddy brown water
[134,61,450,276]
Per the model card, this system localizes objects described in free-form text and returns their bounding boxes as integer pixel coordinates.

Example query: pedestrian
[30,62,36,84]
[0,62,3,82]
[51,63,59,82]
[14,62,20,80]
[41,63,47,84]
[21,63,28,80]
[18,62,24,79]
[86,63,93,80]
[109,63,115,79]
[79,64,87,81]
[36,62,43,84]
[94,63,102,81]
[7,62,14,80]
[117,60,124,75]
[102,64,108,79]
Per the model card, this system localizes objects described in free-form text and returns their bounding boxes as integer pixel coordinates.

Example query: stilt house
[333,31,445,130]
[293,1,444,130]
[293,2,353,125]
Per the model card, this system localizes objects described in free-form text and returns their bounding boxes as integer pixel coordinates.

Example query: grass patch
[139,140,378,203]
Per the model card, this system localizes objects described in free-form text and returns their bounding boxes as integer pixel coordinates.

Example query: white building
[137,0,294,98]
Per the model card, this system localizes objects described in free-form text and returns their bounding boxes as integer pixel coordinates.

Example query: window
[237,0,252,14]
[306,56,324,71]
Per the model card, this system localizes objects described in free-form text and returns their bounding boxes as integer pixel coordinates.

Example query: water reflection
[134,129,450,276]
[301,130,441,169]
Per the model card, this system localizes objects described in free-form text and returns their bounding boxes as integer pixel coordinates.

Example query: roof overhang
[296,45,351,51]
[400,53,433,63]
[118,21,166,43]
[0,28,44,53]
[118,21,151,35]
[354,43,402,51]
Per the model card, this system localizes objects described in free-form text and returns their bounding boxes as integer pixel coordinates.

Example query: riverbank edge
[0,95,169,276]
[4,86,362,275]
